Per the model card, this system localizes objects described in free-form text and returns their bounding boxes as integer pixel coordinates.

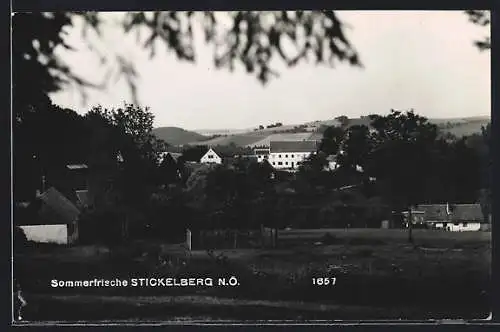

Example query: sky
[49,11,491,131]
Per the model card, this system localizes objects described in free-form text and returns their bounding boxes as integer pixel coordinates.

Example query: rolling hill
[153,116,490,148]
[152,127,207,146]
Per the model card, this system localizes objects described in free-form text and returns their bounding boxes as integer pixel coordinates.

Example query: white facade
[20,225,69,244]
[433,222,482,232]
[200,148,222,164]
[268,151,315,170]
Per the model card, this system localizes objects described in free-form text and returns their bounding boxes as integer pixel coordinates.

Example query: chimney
[41,175,46,192]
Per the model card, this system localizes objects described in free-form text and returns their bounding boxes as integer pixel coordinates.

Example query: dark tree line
[311,110,490,231]
[12,11,490,245]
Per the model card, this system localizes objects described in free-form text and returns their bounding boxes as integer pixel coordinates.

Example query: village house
[404,203,489,231]
[200,147,223,164]
[15,187,81,245]
[263,140,318,170]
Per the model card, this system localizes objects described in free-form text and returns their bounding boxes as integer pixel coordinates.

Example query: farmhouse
[267,140,318,170]
[200,148,223,164]
[15,187,81,244]
[404,203,489,231]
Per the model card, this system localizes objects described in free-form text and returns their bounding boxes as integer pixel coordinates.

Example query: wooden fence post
[186,228,192,251]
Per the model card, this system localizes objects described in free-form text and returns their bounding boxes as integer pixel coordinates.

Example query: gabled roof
[37,187,81,225]
[210,147,238,158]
[201,148,222,159]
[161,152,182,162]
[169,152,182,161]
[270,140,318,153]
[412,204,448,221]
[451,204,484,222]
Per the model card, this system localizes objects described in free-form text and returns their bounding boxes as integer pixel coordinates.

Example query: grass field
[14,229,491,322]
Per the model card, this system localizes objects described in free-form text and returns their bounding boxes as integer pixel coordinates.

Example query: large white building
[255,141,318,170]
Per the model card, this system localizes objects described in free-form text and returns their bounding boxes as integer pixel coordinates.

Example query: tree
[158,154,181,186]
[12,11,361,107]
[465,10,491,51]
[319,125,345,156]
[182,145,209,162]
[337,124,373,171]
[335,115,350,128]
[13,102,88,201]
[366,110,439,243]
[13,11,487,110]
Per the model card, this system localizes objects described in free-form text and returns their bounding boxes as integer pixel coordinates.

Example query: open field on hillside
[15,229,491,322]
[248,133,316,147]
[189,134,265,147]
[442,119,490,138]
[152,117,490,147]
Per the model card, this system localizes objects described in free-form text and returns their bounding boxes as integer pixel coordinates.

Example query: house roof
[451,204,484,222]
[412,204,448,221]
[201,147,240,159]
[161,152,182,162]
[37,187,81,225]
[270,140,318,153]
[66,164,88,170]
[411,204,484,222]
[254,148,270,155]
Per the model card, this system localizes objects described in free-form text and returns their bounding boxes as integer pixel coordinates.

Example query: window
[285,154,288,158]
[454,222,459,226]
[285,162,288,165]
[208,155,213,159]
[278,162,283,165]
[463,222,468,227]
[264,155,268,159]
[278,154,281,158]
[291,154,294,158]
[272,162,275,165]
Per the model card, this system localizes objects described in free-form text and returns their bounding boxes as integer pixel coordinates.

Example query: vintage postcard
[12,10,491,323]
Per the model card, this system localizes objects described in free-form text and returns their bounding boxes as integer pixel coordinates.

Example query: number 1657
[312,277,336,286]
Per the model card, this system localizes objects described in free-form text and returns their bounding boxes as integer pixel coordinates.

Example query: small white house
[408,203,487,232]
[200,148,222,164]
[16,187,81,245]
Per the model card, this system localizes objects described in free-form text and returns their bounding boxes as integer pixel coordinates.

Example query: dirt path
[18,293,485,322]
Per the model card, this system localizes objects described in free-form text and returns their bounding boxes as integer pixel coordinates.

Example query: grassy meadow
[14,229,491,322]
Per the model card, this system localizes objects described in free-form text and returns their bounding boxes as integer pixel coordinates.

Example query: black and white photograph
[12,10,491,323]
